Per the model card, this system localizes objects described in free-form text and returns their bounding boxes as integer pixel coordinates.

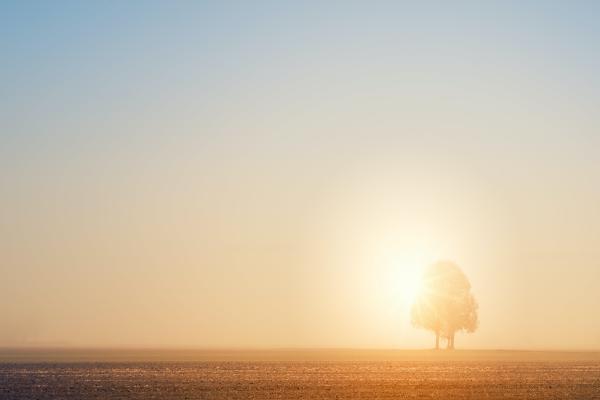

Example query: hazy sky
[2,1,600,349]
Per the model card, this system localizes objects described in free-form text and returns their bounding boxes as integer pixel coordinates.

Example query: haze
[2,2,600,350]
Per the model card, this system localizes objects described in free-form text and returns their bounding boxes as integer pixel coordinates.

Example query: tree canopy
[411,261,478,349]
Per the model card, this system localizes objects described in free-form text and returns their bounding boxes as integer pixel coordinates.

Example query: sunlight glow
[393,259,424,307]
[376,243,429,312]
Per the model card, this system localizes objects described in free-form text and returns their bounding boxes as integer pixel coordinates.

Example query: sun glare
[376,245,427,311]
[396,263,424,306]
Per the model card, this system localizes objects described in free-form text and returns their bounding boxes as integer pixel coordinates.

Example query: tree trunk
[435,331,439,350]
[448,332,455,350]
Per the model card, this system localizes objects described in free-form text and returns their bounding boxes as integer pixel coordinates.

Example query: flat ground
[1,349,599,399]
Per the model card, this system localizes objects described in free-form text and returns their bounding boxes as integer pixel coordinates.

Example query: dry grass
[1,350,599,399]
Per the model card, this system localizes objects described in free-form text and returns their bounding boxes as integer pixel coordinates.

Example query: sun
[377,248,426,309]
[395,262,424,306]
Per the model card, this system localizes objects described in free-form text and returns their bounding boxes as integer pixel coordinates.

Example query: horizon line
[2,346,600,352]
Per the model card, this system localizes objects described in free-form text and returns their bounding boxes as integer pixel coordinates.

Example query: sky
[1,1,600,349]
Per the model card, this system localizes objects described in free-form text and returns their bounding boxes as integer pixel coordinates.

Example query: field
[1,349,599,399]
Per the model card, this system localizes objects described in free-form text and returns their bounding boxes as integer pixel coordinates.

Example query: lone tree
[411,261,478,349]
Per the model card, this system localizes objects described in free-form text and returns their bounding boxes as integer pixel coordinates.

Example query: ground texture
[1,360,600,399]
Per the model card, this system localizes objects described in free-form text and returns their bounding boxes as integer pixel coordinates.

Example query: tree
[410,261,478,349]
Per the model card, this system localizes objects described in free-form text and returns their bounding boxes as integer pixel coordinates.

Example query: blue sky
[2,1,600,348]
